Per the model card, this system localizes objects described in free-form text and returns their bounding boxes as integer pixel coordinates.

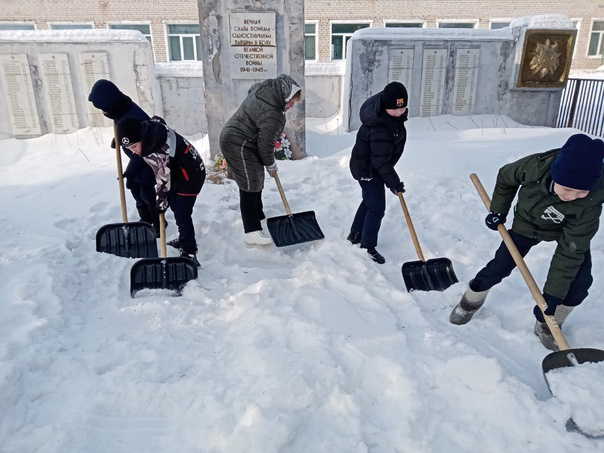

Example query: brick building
[1,0,603,70]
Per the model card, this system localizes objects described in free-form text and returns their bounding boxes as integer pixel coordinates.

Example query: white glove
[266,162,278,177]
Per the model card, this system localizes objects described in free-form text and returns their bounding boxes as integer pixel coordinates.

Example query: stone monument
[198,0,305,160]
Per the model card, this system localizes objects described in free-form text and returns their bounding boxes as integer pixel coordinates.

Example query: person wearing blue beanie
[450,133,604,351]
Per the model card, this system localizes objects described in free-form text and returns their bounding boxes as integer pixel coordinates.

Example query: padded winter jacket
[88,79,155,186]
[138,120,205,209]
[219,78,285,192]
[349,92,407,189]
[490,149,604,299]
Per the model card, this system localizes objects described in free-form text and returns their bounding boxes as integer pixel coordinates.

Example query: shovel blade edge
[402,257,458,292]
[130,257,198,297]
[267,211,324,247]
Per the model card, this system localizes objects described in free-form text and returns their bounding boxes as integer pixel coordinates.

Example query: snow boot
[347,231,361,245]
[180,251,200,268]
[449,281,490,325]
[367,248,385,264]
[244,230,273,245]
[167,238,181,249]
[533,305,575,351]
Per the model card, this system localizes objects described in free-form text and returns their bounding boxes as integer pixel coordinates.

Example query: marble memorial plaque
[419,49,447,117]
[39,53,79,133]
[79,52,112,127]
[0,53,42,136]
[229,12,277,79]
[452,49,480,115]
[388,49,414,89]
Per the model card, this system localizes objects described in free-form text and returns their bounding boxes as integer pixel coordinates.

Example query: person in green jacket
[449,133,604,351]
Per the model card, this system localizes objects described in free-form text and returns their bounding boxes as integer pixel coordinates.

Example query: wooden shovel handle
[114,122,128,223]
[159,211,167,259]
[470,173,570,351]
[398,192,426,262]
[273,172,292,216]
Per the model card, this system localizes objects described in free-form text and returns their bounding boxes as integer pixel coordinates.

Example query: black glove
[389,182,405,195]
[485,211,506,230]
[533,293,563,322]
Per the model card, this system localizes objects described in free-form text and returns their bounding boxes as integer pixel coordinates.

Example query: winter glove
[111,137,116,149]
[533,293,564,322]
[266,162,278,177]
[389,182,406,195]
[157,198,169,212]
[485,211,507,230]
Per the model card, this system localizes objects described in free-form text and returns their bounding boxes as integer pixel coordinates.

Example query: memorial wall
[344,15,576,131]
[0,30,162,140]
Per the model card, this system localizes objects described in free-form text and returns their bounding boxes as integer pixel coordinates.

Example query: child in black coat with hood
[88,79,161,234]
[116,116,206,266]
[348,82,408,264]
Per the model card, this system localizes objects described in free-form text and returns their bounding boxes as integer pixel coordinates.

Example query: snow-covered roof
[0,29,148,43]
[351,26,513,42]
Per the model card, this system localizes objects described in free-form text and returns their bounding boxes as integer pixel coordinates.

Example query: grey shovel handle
[273,172,292,216]
[470,173,571,351]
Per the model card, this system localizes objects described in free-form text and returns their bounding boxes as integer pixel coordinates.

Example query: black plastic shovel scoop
[130,213,198,297]
[471,173,604,438]
[96,124,158,259]
[267,173,324,247]
[398,192,458,292]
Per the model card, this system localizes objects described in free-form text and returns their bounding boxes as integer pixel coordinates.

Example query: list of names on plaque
[79,52,112,127]
[452,49,480,115]
[0,54,42,136]
[388,49,414,88]
[229,12,277,80]
[419,49,447,117]
[40,53,79,133]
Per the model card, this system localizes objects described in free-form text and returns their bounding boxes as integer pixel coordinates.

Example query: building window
[0,23,35,31]
[50,23,94,30]
[438,22,477,29]
[305,22,317,60]
[385,22,424,28]
[331,23,370,60]
[588,21,604,56]
[490,21,511,29]
[109,23,152,44]
[167,24,201,61]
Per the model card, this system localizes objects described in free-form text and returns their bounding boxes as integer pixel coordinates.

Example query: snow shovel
[266,172,324,247]
[471,173,604,437]
[398,192,458,292]
[130,212,198,297]
[96,123,158,258]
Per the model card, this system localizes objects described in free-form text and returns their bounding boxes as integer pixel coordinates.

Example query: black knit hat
[381,82,408,110]
[116,117,142,146]
[551,134,604,191]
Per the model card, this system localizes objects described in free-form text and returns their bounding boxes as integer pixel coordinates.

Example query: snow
[509,14,575,30]
[352,26,513,42]
[0,29,148,43]
[1,113,604,452]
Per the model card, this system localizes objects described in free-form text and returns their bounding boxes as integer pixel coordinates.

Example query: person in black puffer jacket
[348,82,409,264]
[88,79,161,234]
[116,116,206,267]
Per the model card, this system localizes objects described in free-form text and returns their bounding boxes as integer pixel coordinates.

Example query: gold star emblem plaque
[517,29,575,88]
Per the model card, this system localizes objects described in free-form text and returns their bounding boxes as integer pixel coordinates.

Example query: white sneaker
[244,230,273,245]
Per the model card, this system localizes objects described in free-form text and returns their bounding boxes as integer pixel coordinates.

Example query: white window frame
[108,22,152,42]
[165,23,202,62]
[304,20,319,61]
[330,20,372,61]
[489,20,512,30]
[49,22,94,30]
[383,20,426,28]
[587,19,604,58]
[0,22,36,31]
[436,20,478,29]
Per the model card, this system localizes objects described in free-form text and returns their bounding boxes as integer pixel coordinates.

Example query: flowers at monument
[274,132,291,160]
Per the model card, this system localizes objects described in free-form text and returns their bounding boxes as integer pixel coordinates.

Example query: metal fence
[556,78,604,138]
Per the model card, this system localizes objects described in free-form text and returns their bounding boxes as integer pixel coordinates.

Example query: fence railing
[556,77,604,138]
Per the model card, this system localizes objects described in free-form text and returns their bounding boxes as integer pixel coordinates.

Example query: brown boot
[449,281,490,325]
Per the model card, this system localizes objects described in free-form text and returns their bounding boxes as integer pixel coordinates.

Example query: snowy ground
[1,114,603,452]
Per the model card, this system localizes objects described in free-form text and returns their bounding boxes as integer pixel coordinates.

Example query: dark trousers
[170,174,205,255]
[472,229,593,307]
[350,180,386,249]
[130,182,159,225]
[240,189,266,233]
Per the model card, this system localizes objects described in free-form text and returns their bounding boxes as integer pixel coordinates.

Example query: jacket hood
[252,79,286,111]
[88,79,132,119]
[140,121,168,157]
